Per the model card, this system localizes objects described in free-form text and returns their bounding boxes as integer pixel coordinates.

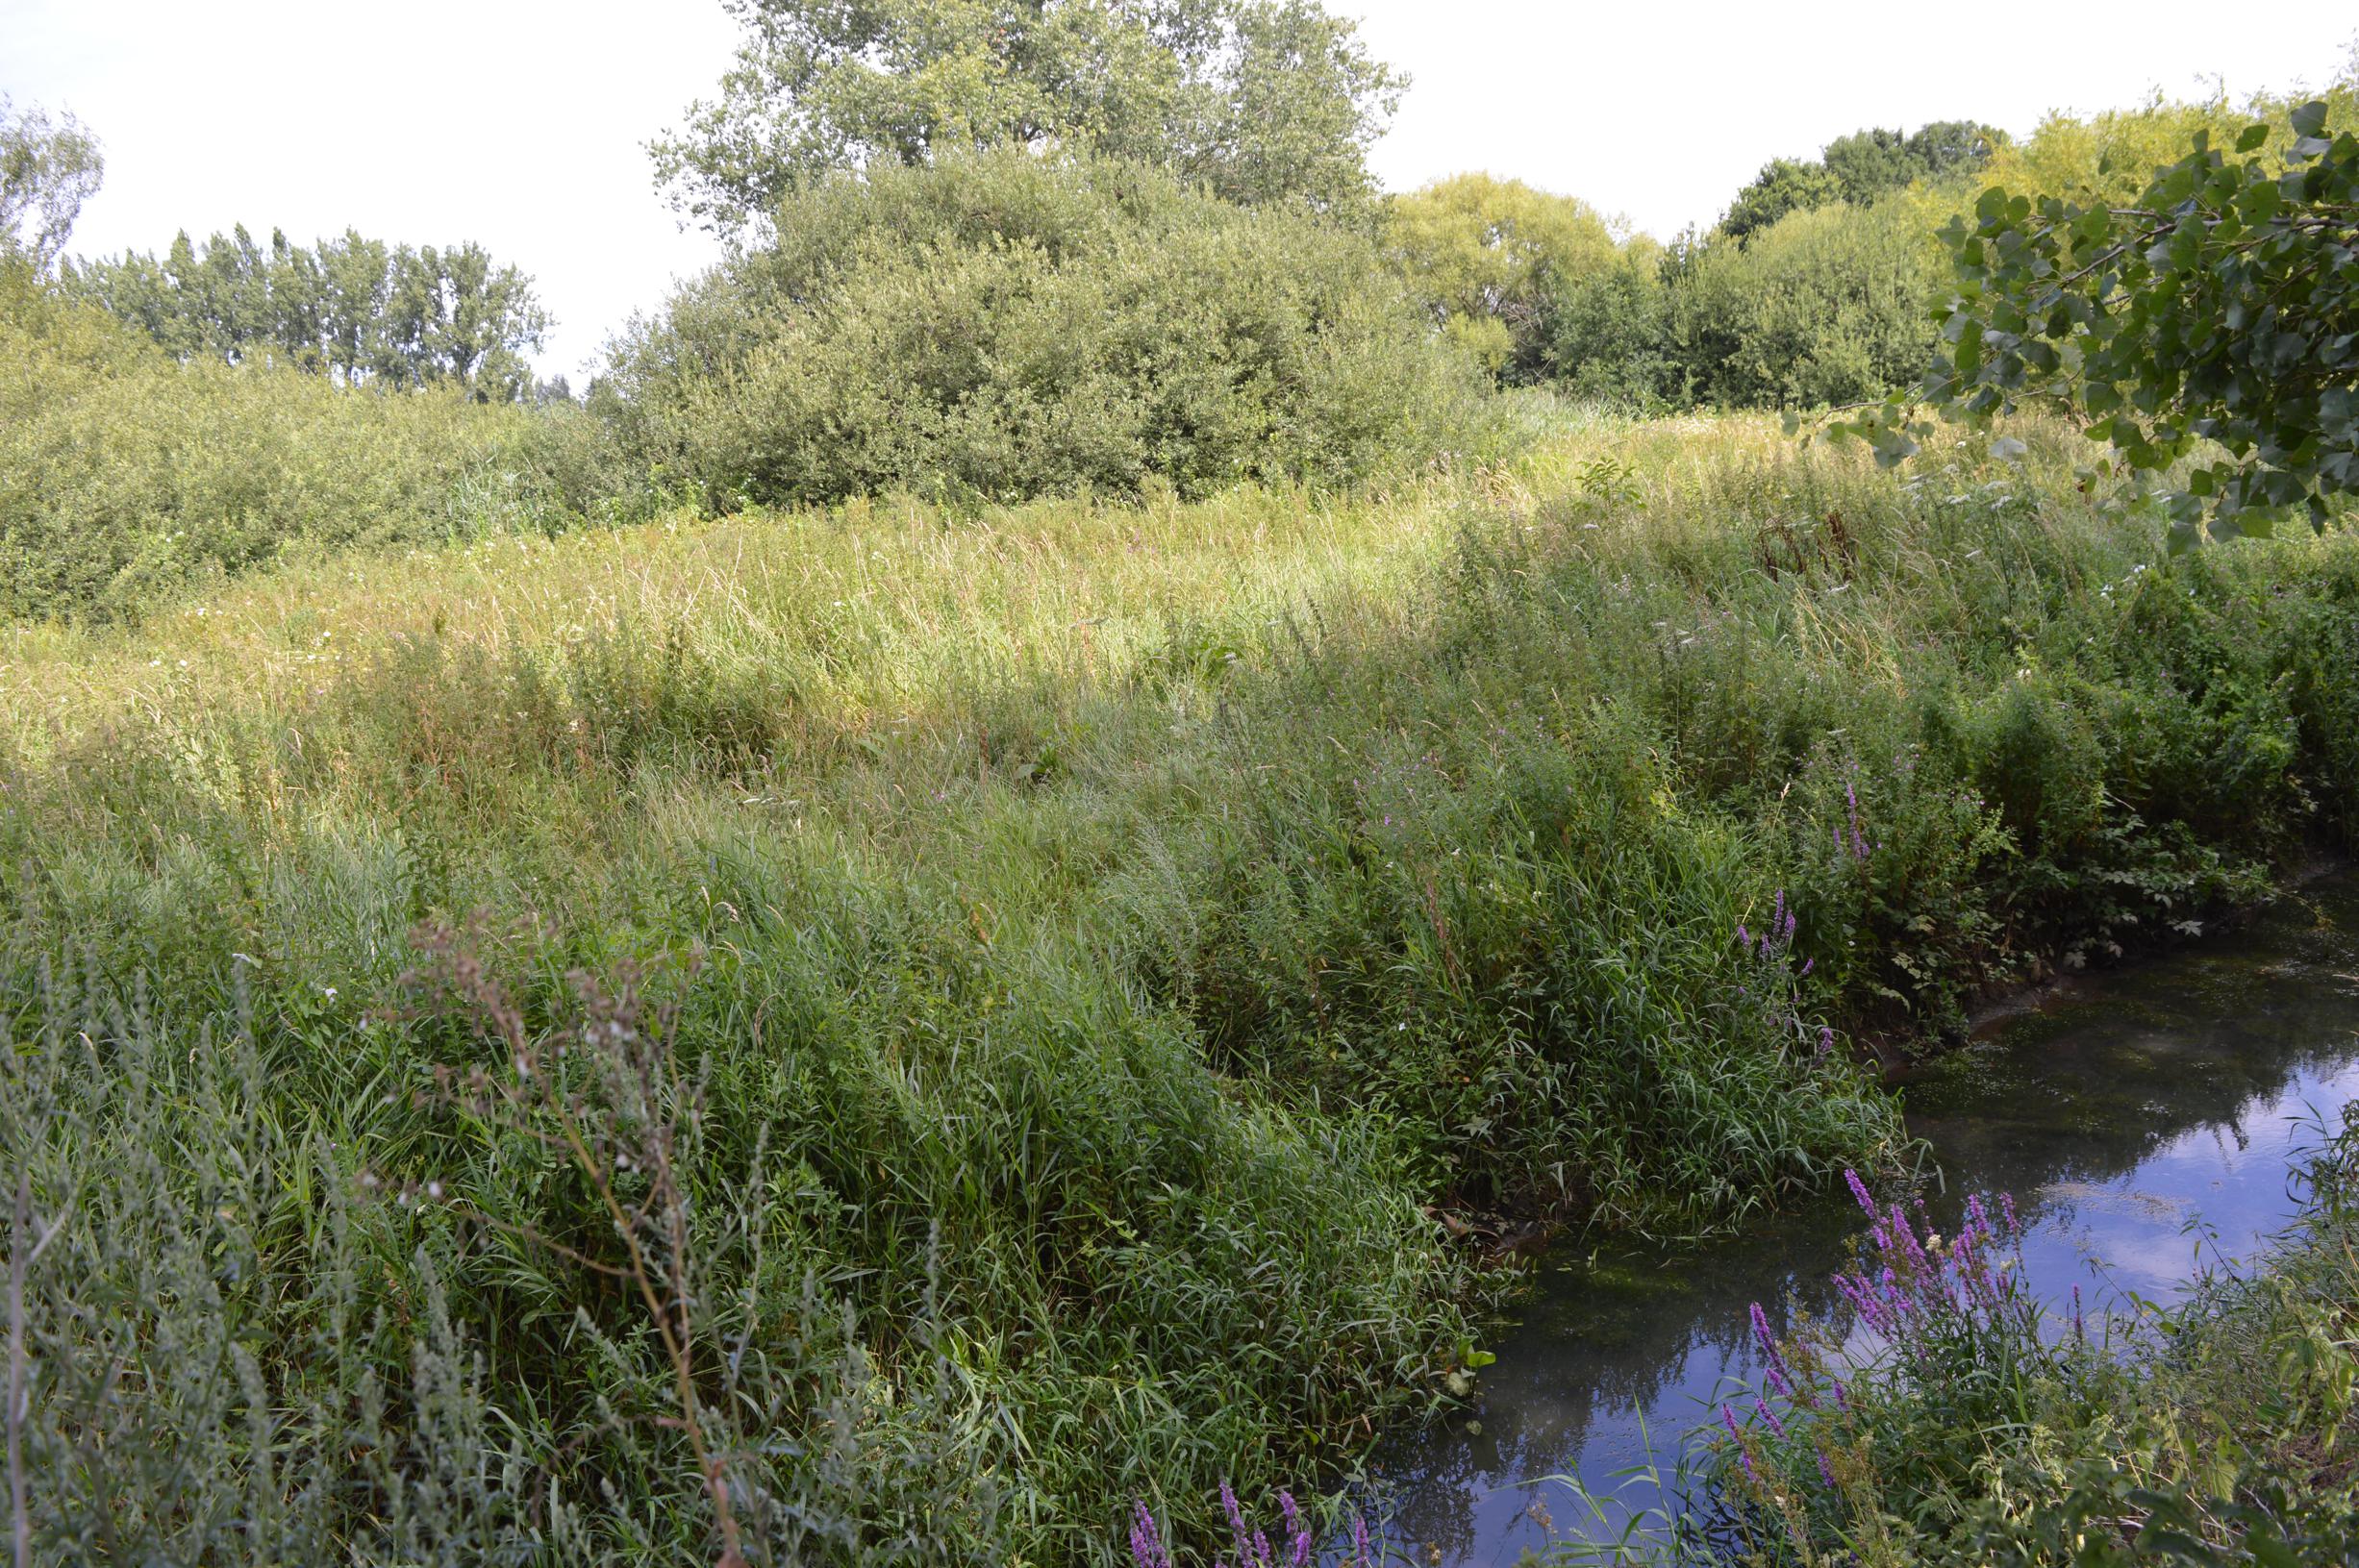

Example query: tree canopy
[68,229,550,402]
[649,0,1403,236]
[0,94,103,273]
[1721,120,2003,242]
[1383,173,1634,376]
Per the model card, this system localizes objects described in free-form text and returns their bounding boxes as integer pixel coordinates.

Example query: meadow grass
[5,411,2358,1562]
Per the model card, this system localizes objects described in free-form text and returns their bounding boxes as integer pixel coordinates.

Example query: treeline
[5,6,2356,627]
[1379,123,2001,410]
[63,227,552,402]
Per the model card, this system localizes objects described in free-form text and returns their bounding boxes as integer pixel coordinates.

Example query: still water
[1369,875,2359,1565]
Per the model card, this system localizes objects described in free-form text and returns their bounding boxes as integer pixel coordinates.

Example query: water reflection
[1371,877,2359,1565]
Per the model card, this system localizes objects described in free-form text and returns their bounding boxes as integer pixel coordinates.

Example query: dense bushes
[1665,195,1947,408]
[597,150,1490,509]
[0,265,612,622]
[1383,173,1637,378]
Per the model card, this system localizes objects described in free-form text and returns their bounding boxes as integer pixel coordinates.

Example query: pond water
[1368,874,2359,1565]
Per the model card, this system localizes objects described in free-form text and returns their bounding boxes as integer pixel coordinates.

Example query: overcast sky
[6,1,2352,377]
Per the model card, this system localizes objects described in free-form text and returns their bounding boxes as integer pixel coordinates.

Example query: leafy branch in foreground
[1818,98,2356,546]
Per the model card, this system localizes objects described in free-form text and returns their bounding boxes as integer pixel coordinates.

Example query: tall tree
[0,95,104,272]
[1721,120,2004,242]
[650,0,1404,237]
[68,230,548,399]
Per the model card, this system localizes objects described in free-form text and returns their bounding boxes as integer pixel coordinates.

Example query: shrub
[597,149,1493,509]
[0,264,615,623]
[1538,258,1683,408]
[1669,195,1947,409]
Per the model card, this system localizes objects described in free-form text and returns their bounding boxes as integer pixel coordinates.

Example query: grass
[6,408,2359,1562]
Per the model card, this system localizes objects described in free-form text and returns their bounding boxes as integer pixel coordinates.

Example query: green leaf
[2237,121,2271,154]
[2291,100,2330,140]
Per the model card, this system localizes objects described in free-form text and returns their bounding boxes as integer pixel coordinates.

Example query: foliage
[1671,196,1949,409]
[1383,174,1632,378]
[0,265,611,622]
[1538,260,1682,407]
[1820,71,2359,543]
[1721,121,2002,243]
[67,226,551,402]
[600,148,1490,508]
[0,93,102,272]
[1929,99,2358,543]
[649,0,1403,236]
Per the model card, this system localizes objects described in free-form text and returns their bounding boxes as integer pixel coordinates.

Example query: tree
[649,0,1403,236]
[1721,120,2002,243]
[0,95,104,273]
[67,230,548,400]
[383,242,550,401]
[1828,98,2359,545]
[1384,173,1628,377]
[1720,157,1844,243]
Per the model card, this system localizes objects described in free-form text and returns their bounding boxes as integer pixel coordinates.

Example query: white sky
[5,1,2353,377]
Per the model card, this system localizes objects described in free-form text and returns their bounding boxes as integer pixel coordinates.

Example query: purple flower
[1844,1168,1877,1220]
[1131,1503,1173,1568]
[1754,1396,1787,1438]
[1816,1447,1838,1490]
[1221,1481,1249,1566]
[1720,1404,1757,1480]
[1280,1494,1308,1568]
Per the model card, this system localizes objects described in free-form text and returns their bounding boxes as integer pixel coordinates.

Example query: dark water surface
[1368,876,2359,1565]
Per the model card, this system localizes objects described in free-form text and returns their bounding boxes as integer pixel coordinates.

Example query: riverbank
[1375,873,2359,1564]
[6,411,2359,1561]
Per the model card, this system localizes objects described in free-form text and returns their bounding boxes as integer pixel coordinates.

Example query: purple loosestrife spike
[1352,1516,1371,1568]
[1222,1481,1250,1567]
[1817,1448,1838,1490]
[1845,1169,1876,1219]
[1720,1405,1757,1480]
[2000,1191,2019,1233]
[1736,923,1750,949]
[1131,1503,1172,1568]
[1254,1530,1272,1567]
[1754,1396,1787,1438]
[1801,957,1815,978]
[1280,1494,1309,1568]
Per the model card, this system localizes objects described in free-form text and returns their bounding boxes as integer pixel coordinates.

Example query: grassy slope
[6,411,2359,1561]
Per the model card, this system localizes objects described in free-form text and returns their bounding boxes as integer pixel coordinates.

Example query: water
[1369,875,2359,1565]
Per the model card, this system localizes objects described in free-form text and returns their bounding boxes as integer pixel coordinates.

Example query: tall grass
[5,412,2358,1560]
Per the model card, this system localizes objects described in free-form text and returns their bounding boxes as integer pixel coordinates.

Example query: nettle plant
[1820,98,2357,547]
